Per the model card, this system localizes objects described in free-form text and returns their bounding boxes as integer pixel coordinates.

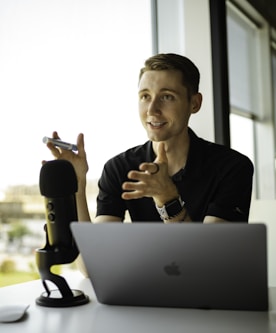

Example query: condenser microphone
[39,159,78,248]
[36,159,89,307]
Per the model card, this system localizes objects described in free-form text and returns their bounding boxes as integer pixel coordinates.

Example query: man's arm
[203,216,226,223]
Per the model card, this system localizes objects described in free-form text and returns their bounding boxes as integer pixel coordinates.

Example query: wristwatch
[155,196,185,220]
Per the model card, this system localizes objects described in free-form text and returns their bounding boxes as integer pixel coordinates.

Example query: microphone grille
[39,160,78,197]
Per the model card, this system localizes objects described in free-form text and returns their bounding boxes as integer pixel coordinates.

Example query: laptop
[70,222,268,311]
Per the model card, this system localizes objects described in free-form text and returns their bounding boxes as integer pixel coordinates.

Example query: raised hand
[43,131,89,185]
[121,142,179,206]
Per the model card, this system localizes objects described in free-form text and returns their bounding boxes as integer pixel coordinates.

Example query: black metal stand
[35,225,89,307]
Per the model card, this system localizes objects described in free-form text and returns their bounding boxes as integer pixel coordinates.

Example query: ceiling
[247,0,276,29]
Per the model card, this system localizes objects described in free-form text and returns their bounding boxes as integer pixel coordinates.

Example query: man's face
[138,70,195,143]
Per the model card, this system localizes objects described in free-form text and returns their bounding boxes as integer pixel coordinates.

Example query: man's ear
[191,93,202,114]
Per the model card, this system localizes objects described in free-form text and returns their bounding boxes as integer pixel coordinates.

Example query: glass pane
[227,9,258,114]
[0,0,152,286]
[230,113,255,197]
[230,114,254,159]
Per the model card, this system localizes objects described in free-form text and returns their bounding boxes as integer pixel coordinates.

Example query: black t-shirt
[96,128,254,222]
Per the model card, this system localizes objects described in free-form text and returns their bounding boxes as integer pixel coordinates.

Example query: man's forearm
[76,179,91,222]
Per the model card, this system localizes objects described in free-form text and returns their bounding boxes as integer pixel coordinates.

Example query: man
[46,53,254,223]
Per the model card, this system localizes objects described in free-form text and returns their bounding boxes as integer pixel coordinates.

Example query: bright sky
[0,0,152,190]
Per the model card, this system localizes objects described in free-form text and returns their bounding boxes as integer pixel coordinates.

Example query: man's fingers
[76,133,86,156]
[150,162,159,174]
[155,142,168,164]
[138,162,160,175]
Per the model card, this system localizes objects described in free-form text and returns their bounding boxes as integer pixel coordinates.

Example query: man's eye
[140,94,150,101]
[161,94,174,101]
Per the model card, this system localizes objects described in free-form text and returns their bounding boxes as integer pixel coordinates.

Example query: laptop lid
[70,222,268,311]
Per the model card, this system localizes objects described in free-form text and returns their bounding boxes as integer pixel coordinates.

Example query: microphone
[39,159,78,249]
[36,159,89,307]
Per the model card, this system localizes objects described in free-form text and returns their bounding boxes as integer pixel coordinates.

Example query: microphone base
[36,289,89,307]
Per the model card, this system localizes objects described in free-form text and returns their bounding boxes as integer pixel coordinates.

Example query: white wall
[181,0,215,142]
[156,0,215,141]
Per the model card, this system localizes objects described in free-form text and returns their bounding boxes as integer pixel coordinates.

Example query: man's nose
[147,98,161,116]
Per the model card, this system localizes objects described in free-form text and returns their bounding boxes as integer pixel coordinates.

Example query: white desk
[0,272,276,333]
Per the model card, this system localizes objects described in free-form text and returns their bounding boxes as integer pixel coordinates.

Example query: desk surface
[0,272,276,333]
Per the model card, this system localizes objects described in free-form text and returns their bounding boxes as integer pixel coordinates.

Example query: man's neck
[152,131,190,176]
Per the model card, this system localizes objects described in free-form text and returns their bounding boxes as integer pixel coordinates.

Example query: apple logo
[163,262,181,276]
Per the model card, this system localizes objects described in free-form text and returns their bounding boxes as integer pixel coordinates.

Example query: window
[227,1,276,199]
[227,8,258,116]
[227,4,257,196]
[0,0,152,285]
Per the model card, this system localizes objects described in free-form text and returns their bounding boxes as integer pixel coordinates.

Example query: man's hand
[43,131,89,188]
[121,142,179,206]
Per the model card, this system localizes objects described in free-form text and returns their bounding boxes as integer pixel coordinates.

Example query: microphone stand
[35,224,89,307]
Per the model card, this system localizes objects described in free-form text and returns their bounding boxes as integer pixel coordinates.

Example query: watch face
[156,197,184,219]
[166,199,183,217]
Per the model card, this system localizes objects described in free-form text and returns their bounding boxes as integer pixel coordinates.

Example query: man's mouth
[147,122,166,128]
